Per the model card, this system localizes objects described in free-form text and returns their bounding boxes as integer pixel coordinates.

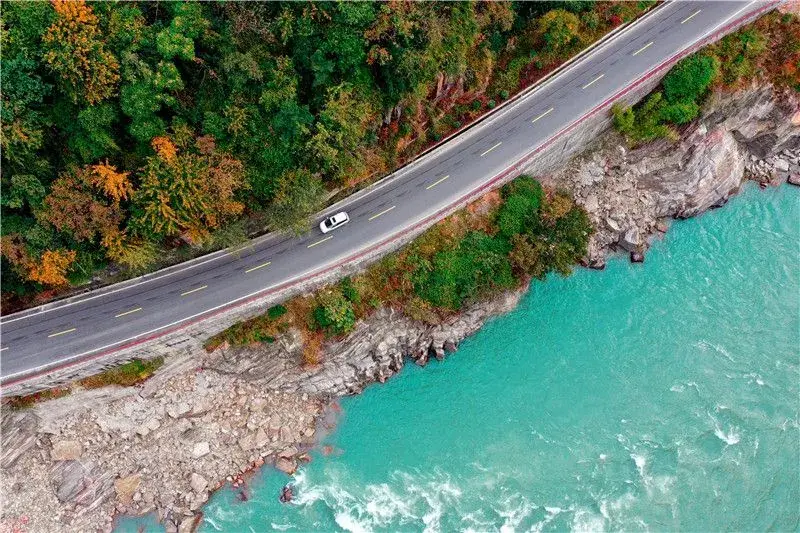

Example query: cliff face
[1,85,797,533]
[548,84,799,266]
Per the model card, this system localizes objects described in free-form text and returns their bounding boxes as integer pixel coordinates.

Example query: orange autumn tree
[39,166,125,244]
[89,161,133,202]
[35,162,153,270]
[26,249,77,286]
[132,135,246,243]
[0,235,76,287]
[42,0,120,105]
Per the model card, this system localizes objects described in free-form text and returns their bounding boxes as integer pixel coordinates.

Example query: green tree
[66,103,120,163]
[537,9,581,55]
[154,3,209,61]
[120,60,183,143]
[131,136,245,242]
[313,288,356,335]
[497,176,544,239]
[263,168,326,234]
[308,83,377,183]
[662,54,719,104]
[2,175,47,211]
[415,231,515,310]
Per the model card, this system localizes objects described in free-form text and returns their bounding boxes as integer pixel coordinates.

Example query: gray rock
[620,228,640,252]
[192,442,210,459]
[114,474,141,506]
[178,516,197,533]
[55,461,87,503]
[255,428,269,448]
[167,402,191,419]
[274,457,296,475]
[788,173,800,187]
[189,473,208,494]
[51,440,83,461]
[278,446,298,459]
[774,159,789,172]
[238,434,255,452]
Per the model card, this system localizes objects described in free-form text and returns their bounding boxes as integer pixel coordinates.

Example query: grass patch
[4,357,164,410]
[77,357,165,389]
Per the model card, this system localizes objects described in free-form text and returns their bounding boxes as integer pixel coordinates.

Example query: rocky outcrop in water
[546,84,799,266]
[1,84,797,533]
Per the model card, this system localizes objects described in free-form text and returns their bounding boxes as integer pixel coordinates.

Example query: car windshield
[326,217,336,226]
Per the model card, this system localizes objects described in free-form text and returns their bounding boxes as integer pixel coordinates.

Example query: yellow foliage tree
[88,161,133,202]
[102,230,158,271]
[42,0,120,105]
[133,135,245,242]
[26,249,77,287]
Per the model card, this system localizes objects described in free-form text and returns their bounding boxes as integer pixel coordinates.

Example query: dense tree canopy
[1,0,647,306]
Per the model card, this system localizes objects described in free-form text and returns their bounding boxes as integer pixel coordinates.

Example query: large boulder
[51,440,83,461]
[192,442,210,459]
[190,473,208,494]
[274,457,296,475]
[54,461,88,503]
[114,474,141,506]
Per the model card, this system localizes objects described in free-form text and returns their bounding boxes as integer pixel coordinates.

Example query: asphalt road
[0,1,773,384]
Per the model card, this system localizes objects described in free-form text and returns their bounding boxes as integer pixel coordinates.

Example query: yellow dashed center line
[368,205,396,221]
[632,41,654,56]
[115,307,142,318]
[681,9,701,24]
[426,175,450,190]
[480,142,502,157]
[531,107,554,124]
[308,236,333,248]
[582,73,605,90]
[245,261,271,274]
[181,285,208,297]
[48,328,76,338]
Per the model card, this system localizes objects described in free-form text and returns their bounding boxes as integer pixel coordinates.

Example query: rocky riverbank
[1,358,322,533]
[548,83,799,268]
[1,84,797,533]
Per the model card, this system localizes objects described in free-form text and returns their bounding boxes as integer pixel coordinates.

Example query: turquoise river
[123,183,800,532]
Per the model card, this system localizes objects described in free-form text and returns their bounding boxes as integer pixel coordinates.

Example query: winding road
[0,1,776,386]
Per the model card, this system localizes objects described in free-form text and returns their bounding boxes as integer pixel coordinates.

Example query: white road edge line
[368,205,396,221]
[5,0,766,383]
[0,347,8,352]
[480,142,502,157]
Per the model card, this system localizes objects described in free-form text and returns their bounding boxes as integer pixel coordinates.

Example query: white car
[319,212,350,233]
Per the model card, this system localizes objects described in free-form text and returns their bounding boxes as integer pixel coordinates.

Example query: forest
[1,0,652,309]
